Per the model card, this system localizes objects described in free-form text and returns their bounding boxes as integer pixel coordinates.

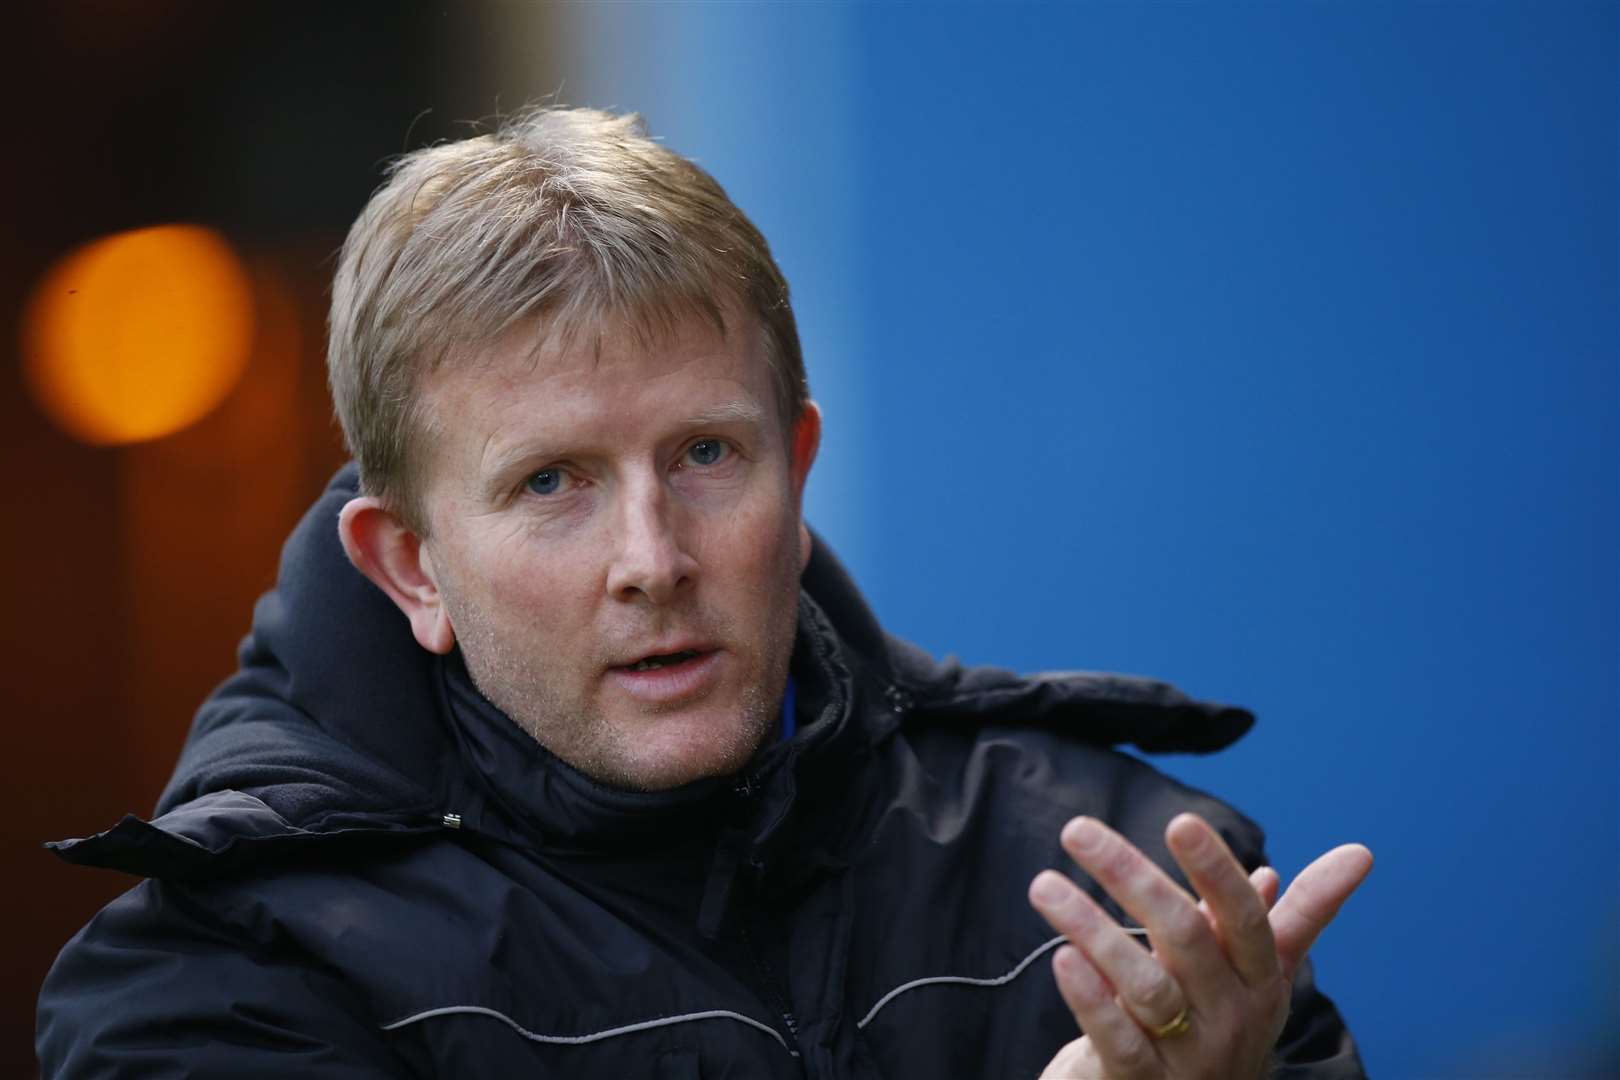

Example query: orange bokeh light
[22,224,255,445]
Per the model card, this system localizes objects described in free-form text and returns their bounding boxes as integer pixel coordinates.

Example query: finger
[1252,866,1281,909]
[1197,866,1280,933]
[1030,870,1189,1035]
[1059,817,1230,995]
[1049,944,1163,1080]
[1165,814,1278,987]
[1038,1037,1105,1080]
[1271,844,1373,979]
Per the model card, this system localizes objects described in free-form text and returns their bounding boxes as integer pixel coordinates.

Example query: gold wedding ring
[1147,1006,1191,1039]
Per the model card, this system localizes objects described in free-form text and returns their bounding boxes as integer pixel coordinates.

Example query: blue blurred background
[573,4,1618,1074]
[6,3,1614,1076]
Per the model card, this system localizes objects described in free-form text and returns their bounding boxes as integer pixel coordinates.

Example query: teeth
[628,650,697,672]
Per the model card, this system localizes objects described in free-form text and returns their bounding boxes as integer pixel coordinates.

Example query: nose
[605,477,697,605]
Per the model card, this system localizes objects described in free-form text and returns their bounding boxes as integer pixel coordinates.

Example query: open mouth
[622,649,704,673]
[608,647,720,702]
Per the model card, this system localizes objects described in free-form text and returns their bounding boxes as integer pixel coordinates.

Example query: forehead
[438,303,770,409]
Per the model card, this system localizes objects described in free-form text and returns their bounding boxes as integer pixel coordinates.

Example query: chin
[599,712,772,792]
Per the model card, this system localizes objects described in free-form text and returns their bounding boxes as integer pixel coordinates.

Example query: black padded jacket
[37,464,1365,1078]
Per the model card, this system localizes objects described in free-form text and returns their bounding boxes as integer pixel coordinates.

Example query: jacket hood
[50,463,1252,877]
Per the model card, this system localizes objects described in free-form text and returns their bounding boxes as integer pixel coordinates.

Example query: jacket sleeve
[37,879,415,1079]
[1272,955,1367,1078]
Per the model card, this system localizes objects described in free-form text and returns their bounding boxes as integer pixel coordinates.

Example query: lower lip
[607,650,723,704]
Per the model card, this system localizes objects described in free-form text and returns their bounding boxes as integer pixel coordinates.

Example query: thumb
[1270,844,1373,979]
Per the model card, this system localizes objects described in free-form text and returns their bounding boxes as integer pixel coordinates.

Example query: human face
[414,310,817,791]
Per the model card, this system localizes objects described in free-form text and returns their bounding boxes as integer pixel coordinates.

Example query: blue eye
[526,468,563,495]
[687,439,727,467]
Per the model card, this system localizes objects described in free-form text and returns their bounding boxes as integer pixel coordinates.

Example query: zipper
[729,754,801,1048]
[739,900,801,1047]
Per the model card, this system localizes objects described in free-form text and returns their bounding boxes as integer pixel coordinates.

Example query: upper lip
[610,640,716,668]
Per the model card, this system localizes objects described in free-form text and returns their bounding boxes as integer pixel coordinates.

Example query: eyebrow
[477,400,769,498]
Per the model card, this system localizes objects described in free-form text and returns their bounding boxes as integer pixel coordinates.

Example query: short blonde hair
[327,106,806,532]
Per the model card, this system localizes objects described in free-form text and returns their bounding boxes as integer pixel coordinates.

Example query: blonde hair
[327,106,806,532]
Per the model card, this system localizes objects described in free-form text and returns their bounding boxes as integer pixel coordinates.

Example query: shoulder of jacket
[47,789,449,883]
[881,635,1256,755]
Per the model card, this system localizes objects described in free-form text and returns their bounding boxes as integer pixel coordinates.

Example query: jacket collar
[430,586,860,856]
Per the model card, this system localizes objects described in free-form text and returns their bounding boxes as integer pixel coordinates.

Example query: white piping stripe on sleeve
[856,934,1065,1029]
[857,927,1152,1029]
[381,1004,800,1057]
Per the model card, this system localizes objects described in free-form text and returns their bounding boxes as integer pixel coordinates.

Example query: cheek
[697,490,798,569]
[455,521,600,610]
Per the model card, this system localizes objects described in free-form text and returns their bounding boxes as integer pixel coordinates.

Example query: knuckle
[1159,906,1207,951]
[1056,949,1112,1009]
[1047,897,1098,943]
[1093,840,1136,881]
[1073,975,1113,1009]
[1230,903,1272,943]
[1129,968,1181,1015]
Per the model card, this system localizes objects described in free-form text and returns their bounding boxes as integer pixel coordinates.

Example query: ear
[790,400,822,500]
[337,496,456,655]
[791,401,823,572]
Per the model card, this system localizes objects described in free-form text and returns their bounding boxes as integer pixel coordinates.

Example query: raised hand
[1029,813,1372,1079]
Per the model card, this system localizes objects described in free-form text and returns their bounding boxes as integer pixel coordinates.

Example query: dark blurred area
[2,4,563,1072]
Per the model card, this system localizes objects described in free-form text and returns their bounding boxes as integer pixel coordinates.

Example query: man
[38,107,1371,1077]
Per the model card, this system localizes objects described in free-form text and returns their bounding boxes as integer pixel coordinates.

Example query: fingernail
[1180,822,1210,854]
[1032,871,1070,906]
[1066,817,1104,855]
